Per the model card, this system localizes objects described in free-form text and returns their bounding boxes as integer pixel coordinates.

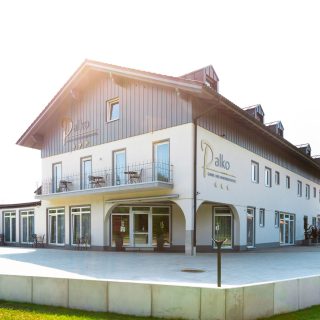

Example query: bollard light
[213,238,226,287]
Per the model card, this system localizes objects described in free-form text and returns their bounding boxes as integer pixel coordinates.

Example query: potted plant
[156,221,165,251]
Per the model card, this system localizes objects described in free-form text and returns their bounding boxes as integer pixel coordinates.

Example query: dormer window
[107,98,120,122]
[243,104,265,124]
[265,121,284,137]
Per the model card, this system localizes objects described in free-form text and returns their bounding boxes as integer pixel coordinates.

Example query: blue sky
[0,0,319,202]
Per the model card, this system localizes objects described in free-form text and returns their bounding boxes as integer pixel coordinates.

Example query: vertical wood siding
[41,75,192,158]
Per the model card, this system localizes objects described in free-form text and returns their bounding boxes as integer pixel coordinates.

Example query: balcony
[36,162,174,199]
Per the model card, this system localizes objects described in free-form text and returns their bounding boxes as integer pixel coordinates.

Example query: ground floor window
[48,208,65,245]
[213,207,233,249]
[4,211,16,243]
[20,210,34,243]
[111,206,170,247]
[71,206,91,245]
[280,213,295,245]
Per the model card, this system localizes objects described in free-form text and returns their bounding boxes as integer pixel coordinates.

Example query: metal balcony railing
[38,162,173,196]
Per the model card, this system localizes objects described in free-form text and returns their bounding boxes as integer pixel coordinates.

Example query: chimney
[266,121,284,137]
[243,104,265,124]
[180,65,219,92]
[296,143,311,156]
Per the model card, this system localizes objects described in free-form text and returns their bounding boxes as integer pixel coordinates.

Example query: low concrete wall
[1,274,320,319]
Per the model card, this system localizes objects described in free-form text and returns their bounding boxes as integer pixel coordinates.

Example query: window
[286,176,290,189]
[297,180,302,197]
[275,171,280,185]
[251,161,259,183]
[4,211,16,243]
[265,167,272,187]
[275,211,280,228]
[154,141,170,182]
[107,98,120,122]
[48,208,65,245]
[71,206,91,245]
[314,187,316,198]
[113,150,126,185]
[259,209,265,227]
[306,184,310,199]
[312,217,317,226]
[21,210,34,243]
[81,157,92,189]
[52,162,62,193]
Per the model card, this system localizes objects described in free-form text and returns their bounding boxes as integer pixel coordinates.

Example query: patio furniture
[0,234,4,246]
[125,169,143,183]
[89,175,105,188]
[59,180,72,191]
[76,235,90,250]
[32,234,45,248]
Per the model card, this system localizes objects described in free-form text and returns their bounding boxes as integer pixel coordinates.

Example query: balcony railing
[38,162,173,196]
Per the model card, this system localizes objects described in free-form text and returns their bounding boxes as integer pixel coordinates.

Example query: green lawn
[1,300,320,320]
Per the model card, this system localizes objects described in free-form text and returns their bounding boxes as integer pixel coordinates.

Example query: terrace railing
[38,162,173,196]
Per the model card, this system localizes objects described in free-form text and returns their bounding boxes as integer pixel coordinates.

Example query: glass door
[52,163,62,193]
[48,208,65,245]
[213,208,233,249]
[4,212,16,243]
[247,208,255,248]
[280,213,295,245]
[154,141,170,182]
[132,208,151,247]
[81,157,92,189]
[113,150,126,185]
[71,207,91,245]
[21,211,34,244]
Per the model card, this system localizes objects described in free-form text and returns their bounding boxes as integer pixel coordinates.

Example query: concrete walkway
[1,246,320,287]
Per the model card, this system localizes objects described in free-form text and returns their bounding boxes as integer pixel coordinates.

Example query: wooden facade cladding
[197,106,320,184]
[41,74,192,158]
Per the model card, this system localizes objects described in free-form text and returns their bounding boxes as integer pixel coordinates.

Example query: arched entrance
[196,202,240,251]
[103,201,186,251]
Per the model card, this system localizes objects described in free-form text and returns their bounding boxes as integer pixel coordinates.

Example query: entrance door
[280,213,295,245]
[21,211,34,244]
[133,211,151,246]
[247,208,255,248]
[213,208,233,249]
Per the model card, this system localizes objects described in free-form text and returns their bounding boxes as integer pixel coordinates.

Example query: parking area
[1,246,320,287]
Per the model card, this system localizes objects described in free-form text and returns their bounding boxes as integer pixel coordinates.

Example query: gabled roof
[265,120,284,130]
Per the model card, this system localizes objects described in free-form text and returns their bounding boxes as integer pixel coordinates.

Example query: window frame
[275,171,280,185]
[251,161,259,183]
[286,176,290,189]
[313,187,316,198]
[106,97,120,123]
[275,211,280,228]
[264,167,272,187]
[48,207,65,246]
[297,180,302,197]
[259,208,265,227]
[306,184,310,200]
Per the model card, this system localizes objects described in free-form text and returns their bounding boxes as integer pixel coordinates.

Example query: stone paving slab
[1,246,320,287]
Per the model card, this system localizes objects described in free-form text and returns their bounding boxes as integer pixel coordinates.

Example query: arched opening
[103,201,186,251]
[196,201,240,251]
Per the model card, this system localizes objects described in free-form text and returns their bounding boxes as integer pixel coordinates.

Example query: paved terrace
[1,246,320,288]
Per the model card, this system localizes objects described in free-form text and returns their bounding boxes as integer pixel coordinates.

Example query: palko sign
[201,140,236,183]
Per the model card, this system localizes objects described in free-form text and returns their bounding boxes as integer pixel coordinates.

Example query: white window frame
[313,187,316,198]
[4,211,16,243]
[107,97,120,122]
[297,180,302,197]
[306,184,310,200]
[275,211,280,228]
[48,208,65,245]
[259,209,265,227]
[265,167,272,187]
[20,210,35,244]
[52,162,62,193]
[286,176,290,189]
[251,161,259,183]
[71,206,91,246]
[275,171,280,185]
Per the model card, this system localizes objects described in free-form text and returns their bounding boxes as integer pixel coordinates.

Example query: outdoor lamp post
[213,238,226,288]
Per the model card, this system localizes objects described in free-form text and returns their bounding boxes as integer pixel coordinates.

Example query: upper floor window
[306,184,310,199]
[113,149,126,185]
[52,162,62,193]
[314,187,316,198]
[297,180,302,197]
[286,176,290,189]
[275,211,280,228]
[275,171,280,185]
[154,141,170,182]
[265,167,272,187]
[251,161,259,183]
[107,98,120,122]
[312,217,317,226]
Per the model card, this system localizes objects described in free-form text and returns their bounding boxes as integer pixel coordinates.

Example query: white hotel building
[1,60,320,254]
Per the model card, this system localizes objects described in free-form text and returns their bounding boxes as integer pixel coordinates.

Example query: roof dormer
[296,143,311,157]
[180,65,219,92]
[265,121,284,137]
[243,104,265,124]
